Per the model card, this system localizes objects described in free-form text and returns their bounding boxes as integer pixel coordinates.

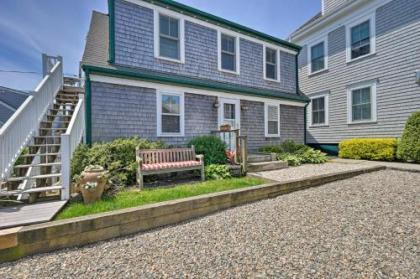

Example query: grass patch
[56,177,265,220]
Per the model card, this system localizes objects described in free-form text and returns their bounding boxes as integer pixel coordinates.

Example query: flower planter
[77,166,108,204]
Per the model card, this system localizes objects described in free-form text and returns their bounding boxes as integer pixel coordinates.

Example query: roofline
[82,64,309,103]
[107,0,301,63]
[290,0,366,42]
[0,86,31,97]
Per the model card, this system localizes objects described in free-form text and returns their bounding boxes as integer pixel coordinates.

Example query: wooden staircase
[0,88,81,201]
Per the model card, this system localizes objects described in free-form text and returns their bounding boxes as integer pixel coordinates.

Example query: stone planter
[77,166,108,204]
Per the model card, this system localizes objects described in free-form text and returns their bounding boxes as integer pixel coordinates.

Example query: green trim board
[82,65,309,103]
[84,74,92,144]
[107,0,301,64]
[108,0,115,63]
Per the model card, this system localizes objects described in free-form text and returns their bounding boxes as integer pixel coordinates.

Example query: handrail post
[61,134,71,200]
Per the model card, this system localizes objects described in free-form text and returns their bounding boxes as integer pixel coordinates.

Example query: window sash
[221,34,236,71]
[311,42,325,72]
[311,97,326,125]
[265,48,277,79]
[160,94,182,134]
[351,87,372,121]
[159,15,180,60]
[350,20,370,59]
[266,105,279,136]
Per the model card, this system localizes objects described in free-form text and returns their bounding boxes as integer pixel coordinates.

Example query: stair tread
[34,136,61,138]
[7,173,62,182]
[0,186,63,196]
[22,152,60,157]
[40,127,67,130]
[30,144,61,147]
[248,161,286,166]
[14,162,62,168]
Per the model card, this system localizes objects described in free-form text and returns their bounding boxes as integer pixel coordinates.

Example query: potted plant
[220,124,231,132]
[76,165,108,204]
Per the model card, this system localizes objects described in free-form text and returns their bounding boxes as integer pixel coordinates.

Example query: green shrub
[259,140,309,154]
[71,137,165,186]
[339,138,397,161]
[204,164,231,180]
[277,153,303,166]
[299,148,328,164]
[260,140,327,166]
[187,135,227,165]
[397,112,420,162]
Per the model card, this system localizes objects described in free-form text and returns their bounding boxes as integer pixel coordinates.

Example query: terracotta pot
[78,166,108,204]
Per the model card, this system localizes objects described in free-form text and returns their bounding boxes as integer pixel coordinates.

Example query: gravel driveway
[1,170,419,278]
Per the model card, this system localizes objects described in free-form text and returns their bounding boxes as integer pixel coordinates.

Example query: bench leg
[138,173,144,190]
[201,165,205,181]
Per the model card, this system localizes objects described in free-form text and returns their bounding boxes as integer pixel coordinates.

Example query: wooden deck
[0,201,67,229]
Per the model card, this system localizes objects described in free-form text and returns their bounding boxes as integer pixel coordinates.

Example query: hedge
[338,138,397,161]
[187,135,227,165]
[397,111,420,162]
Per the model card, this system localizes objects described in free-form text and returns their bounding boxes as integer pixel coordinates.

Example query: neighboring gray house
[0,86,31,127]
[81,0,309,150]
[290,0,420,153]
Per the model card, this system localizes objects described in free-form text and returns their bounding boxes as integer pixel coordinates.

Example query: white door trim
[217,97,241,130]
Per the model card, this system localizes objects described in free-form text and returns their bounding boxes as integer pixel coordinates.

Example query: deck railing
[0,58,63,181]
[60,95,85,200]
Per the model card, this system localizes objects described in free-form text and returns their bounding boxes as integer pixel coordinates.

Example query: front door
[218,98,240,151]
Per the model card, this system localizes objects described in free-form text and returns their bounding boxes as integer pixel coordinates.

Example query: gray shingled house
[81,0,309,151]
[290,0,420,153]
[0,86,31,127]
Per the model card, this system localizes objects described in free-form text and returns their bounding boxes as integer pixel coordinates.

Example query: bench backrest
[137,146,196,164]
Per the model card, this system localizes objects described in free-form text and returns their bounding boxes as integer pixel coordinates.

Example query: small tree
[397,111,420,162]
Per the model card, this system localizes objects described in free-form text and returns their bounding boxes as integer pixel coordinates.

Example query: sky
[0,0,320,91]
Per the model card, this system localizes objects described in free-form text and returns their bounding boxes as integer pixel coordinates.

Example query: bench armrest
[196,154,204,164]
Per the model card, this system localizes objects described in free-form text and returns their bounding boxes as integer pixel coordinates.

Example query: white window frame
[308,92,329,127]
[157,90,185,137]
[154,10,185,64]
[217,30,240,75]
[345,13,376,63]
[264,102,281,138]
[307,36,328,75]
[263,45,281,82]
[346,80,377,124]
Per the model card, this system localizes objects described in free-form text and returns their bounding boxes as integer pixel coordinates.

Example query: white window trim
[345,12,376,63]
[217,30,240,75]
[263,45,281,82]
[307,36,328,76]
[308,92,329,127]
[264,102,281,138]
[157,90,185,137]
[346,80,377,124]
[154,10,185,64]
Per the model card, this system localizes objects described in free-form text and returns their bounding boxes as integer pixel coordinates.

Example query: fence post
[61,134,71,200]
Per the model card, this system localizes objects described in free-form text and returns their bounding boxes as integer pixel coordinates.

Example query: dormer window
[154,12,185,63]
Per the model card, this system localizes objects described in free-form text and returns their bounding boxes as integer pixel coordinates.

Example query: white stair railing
[61,95,85,200]
[0,57,63,181]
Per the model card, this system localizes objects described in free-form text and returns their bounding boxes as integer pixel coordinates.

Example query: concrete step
[248,161,288,172]
[248,153,276,163]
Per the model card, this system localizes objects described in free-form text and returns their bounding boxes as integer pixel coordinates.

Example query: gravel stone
[250,161,377,182]
[0,170,419,278]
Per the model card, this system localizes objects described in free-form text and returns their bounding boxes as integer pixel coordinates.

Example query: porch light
[213,100,220,108]
[241,104,248,111]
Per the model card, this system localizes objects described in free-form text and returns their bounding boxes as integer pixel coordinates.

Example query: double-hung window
[347,81,377,124]
[219,33,239,73]
[264,47,279,81]
[157,91,184,136]
[346,14,375,62]
[350,20,370,60]
[310,96,328,126]
[310,42,326,73]
[155,12,184,63]
[265,103,280,137]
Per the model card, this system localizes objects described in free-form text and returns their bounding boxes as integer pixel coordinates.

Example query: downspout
[295,52,308,144]
[108,0,115,64]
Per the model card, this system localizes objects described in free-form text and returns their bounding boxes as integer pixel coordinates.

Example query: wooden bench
[136,146,204,189]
